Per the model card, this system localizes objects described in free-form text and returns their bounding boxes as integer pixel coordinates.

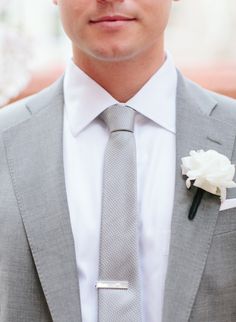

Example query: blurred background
[0,0,236,106]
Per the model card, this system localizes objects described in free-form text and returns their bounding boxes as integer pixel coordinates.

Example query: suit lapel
[3,79,82,322]
[162,72,236,322]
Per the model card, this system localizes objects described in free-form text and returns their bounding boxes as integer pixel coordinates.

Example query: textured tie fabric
[98,104,142,322]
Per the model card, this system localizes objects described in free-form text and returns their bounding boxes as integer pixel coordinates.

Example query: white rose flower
[181,149,236,202]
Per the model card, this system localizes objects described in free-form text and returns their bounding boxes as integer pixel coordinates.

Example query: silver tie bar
[96,280,129,290]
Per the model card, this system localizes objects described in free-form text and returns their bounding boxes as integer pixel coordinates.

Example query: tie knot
[100,104,136,133]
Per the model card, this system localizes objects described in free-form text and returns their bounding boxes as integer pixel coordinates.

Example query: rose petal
[181,149,236,199]
[186,178,192,189]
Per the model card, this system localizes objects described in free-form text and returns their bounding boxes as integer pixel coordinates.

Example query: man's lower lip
[90,20,135,29]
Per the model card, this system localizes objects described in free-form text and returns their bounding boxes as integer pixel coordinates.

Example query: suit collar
[162,72,236,322]
[3,77,83,322]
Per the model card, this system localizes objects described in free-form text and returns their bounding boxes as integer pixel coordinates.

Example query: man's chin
[86,47,144,63]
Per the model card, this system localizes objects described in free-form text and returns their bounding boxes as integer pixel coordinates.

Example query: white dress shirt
[63,52,177,322]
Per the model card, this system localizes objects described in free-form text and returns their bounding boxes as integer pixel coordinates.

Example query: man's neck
[73,46,166,103]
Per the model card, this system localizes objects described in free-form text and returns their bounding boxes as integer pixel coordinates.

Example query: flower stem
[188,188,204,220]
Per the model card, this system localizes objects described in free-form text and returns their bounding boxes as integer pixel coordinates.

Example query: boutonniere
[181,150,236,220]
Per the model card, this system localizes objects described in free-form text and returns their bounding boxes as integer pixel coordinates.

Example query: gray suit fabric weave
[98,104,142,322]
[1,73,236,322]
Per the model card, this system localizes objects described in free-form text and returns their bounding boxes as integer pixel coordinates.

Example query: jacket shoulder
[206,89,236,125]
[180,74,236,124]
[0,76,64,133]
[0,97,32,133]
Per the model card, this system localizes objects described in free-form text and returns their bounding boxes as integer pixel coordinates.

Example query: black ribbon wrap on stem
[188,188,205,220]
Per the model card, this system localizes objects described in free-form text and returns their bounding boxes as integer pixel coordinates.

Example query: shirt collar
[64,51,177,137]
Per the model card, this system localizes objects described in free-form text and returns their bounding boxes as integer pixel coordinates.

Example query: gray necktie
[97,104,142,322]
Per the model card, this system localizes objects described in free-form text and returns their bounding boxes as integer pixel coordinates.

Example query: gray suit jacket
[1,72,236,322]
